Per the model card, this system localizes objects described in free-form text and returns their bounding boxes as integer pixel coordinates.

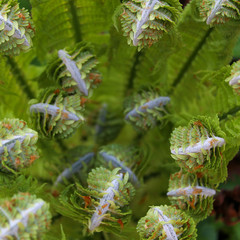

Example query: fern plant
[0,0,240,239]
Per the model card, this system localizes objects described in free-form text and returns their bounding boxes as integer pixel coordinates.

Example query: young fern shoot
[29,88,85,139]
[170,116,226,182]
[98,144,147,187]
[0,193,51,239]
[54,152,95,186]
[58,49,88,96]
[46,42,101,96]
[199,0,240,25]
[58,167,135,234]
[168,171,216,222]
[118,0,182,49]
[0,119,39,172]
[125,91,170,131]
[137,205,197,240]
[0,0,34,55]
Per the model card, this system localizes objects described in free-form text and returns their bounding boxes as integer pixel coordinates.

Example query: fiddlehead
[198,0,240,25]
[170,116,226,182]
[125,90,170,131]
[45,42,101,96]
[58,167,135,234]
[54,152,95,187]
[137,205,197,240]
[118,0,182,49]
[167,171,216,222]
[30,88,85,139]
[98,144,147,186]
[0,192,51,239]
[0,119,39,173]
[0,0,34,55]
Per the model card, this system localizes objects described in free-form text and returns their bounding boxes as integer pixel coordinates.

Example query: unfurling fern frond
[198,0,240,25]
[0,193,51,239]
[118,0,182,49]
[98,144,147,186]
[58,167,135,234]
[54,152,95,187]
[125,91,170,131]
[45,42,101,96]
[0,0,34,55]
[167,171,215,222]
[137,205,197,240]
[30,88,85,139]
[0,119,39,173]
[170,116,226,182]
[226,60,240,94]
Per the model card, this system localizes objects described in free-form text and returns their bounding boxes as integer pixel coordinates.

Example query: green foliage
[198,0,240,25]
[0,192,51,239]
[0,118,39,173]
[168,171,215,223]
[0,0,34,55]
[57,167,135,235]
[170,115,226,183]
[125,90,170,131]
[118,0,182,49]
[137,205,197,239]
[0,0,240,239]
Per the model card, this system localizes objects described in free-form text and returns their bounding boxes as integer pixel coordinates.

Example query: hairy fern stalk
[0,0,239,239]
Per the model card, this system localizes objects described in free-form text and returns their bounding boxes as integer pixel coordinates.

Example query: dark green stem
[6,56,35,99]
[69,0,82,42]
[125,50,143,95]
[171,27,213,90]
[219,106,240,121]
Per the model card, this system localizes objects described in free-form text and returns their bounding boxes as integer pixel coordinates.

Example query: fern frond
[137,205,197,240]
[53,152,95,187]
[170,116,227,183]
[198,0,240,25]
[29,88,85,139]
[169,64,240,127]
[30,0,118,58]
[0,118,39,173]
[43,42,101,97]
[118,0,182,49]
[167,171,215,222]
[0,0,34,55]
[0,192,51,239]
[167,0,240,93]
[98,144,148,186]
[125,90,170,131]
[57,167,135,234]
